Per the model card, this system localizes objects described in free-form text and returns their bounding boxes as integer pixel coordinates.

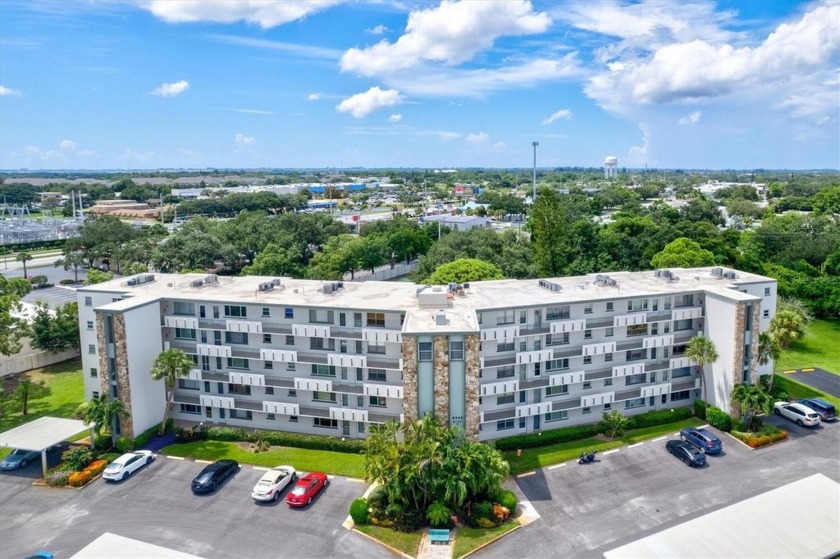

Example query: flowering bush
[46,471,70,487]
[85,460,108,477]
[68,471,92,487]
[492,504,510,524]
[732,427,788,448]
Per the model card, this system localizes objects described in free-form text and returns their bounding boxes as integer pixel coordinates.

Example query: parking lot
[478,418,840,558]
[0,457,392,559]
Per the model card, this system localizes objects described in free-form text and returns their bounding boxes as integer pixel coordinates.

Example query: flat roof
[605,473,840,559]
[0,417,87,452]
[70,533,204,559]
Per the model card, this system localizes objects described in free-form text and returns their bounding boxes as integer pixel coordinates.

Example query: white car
[102,450,155,481]
[251,465,296,502]
[773,402,821,427]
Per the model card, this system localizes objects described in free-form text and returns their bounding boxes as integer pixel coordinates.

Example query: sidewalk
[416,528,452,559]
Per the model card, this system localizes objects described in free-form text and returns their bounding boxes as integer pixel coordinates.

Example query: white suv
[773,402,821,427]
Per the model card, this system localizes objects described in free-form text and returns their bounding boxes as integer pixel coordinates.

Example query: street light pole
[532,141,539,203]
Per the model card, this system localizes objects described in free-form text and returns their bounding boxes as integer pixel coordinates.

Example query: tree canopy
[650,237,716,268]
[425,258,503,284]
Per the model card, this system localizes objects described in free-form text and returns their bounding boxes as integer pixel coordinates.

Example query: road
[783,368,840,398]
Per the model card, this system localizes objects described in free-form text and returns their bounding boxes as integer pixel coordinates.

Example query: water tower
[604,156,618,179]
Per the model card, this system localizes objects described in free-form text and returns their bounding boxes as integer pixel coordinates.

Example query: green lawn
[161,440,366,478]
[355,525,422,557]
[504,417,705,475]
[0,358,85,434]
[453,522,519,559]
[775,319,840,375]
[773,375,840,409]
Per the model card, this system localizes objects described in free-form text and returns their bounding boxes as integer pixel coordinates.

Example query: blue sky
[1,0,838,170]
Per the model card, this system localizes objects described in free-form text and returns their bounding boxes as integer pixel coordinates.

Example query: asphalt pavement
[781,368,840,398]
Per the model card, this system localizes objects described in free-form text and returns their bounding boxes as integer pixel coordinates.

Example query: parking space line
[252,466,269,471]
[165,455,185,460]
[346,478,367,483]
[194,459,212,464]
[547,463,566,470]
[801,368,815,372]
[783,370,796,374]
[628,442,644,448]
[673,432,681,436]
[517,471,536,478]
[652,436,667,442]
[602,449,620,456]
[699,424,710,429]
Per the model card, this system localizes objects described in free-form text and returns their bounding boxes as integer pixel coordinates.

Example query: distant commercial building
[78,267,776,442]
[88,200,159,219]
[421,214,491,232]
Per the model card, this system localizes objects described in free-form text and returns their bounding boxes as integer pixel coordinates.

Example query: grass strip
[453,522,519,559]
[355,525,422,557]
[161,440,366,478]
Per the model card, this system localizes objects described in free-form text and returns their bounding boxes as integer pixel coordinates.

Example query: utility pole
[532,141,539,203]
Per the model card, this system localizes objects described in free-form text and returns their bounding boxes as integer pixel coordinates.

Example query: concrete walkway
[416,528,452,559]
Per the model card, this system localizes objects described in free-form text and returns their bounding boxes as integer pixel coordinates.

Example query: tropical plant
[426,501,452,528]
[75,394,127,446]
[150,348,194,434]
[61,446,93,472]
[15,251,32,277]
[731,383,774,431]
[7,378,48,416]
[685,336,719,402]
[350,497,371,525]
[757,331,782,388]
[768,309,808,348]
[599,410,629,439]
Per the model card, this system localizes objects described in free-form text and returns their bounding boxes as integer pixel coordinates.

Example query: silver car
[0,449,41,471]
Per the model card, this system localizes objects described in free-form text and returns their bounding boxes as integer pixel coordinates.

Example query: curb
[351,527,415,559]
[456,522,522,559]
[724,432,753,450]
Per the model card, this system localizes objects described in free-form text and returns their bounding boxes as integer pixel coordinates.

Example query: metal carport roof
[70,533,204,558]
[0,417,88,476]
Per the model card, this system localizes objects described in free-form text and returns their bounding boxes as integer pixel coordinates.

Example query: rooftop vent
[126,273,155,287]
[711,267,724,277]
[417,285,450,307]
[322,281,344,294]
[190,279,204,288]
[538,279,562,292]
[271,278,282,287]
[204,274,218,285]
[434,310,447,326]
[594,274,618,287]
[258,281,275,292]
[723,271,737,280]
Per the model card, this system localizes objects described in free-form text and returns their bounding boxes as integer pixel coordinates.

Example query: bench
[429,528,451,545]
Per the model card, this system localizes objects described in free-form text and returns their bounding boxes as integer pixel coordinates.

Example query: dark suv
[191,460,239,494]
[798,398,836,421]
[680,427,723,454]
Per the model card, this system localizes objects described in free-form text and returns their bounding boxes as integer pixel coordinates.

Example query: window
[313,391,336,403]
[671,366,692,378]
[312,364,336,377]
[287,363,296,372]
[368,342,386,355]
[626,373,647,385]
[355,340,363,353]
[584,329,592,340]
[224,305,247,318]
[89,367,97,377]
[173,302,195,316]
[450,340,464,360]
[674,294,693,308]
[519,310,527,324]
[284,308,294,319]
[584,304,593,314]
[369,396,386,407]
[179,404,201,414]
[626,349,647,362]
[228,384,251,395]
[497,394,514,405]
[229,409,253,420]
[497,310,515,325]
[497,341,515,352]
[309,309,334,324]
[546,385,568,397]
[497,366,515,379]
[583,356,592,365]
[606,302,614,312]
[354,313,362,327]
[763,309,769,318]
[92,391,99,399]
[627,298,649,312]
[266,413,276,420]
[178,379,200,390]
[604,402,612,410]
[88,344,96,355]
[264,361,273,370]
[626,324,648,337]
[546,332,569,346]
[368,369,387,382]
[546,305,570,320]
[84,296,92,307]
[262,334,271,344]
[86,320,94,330]
[314,418,337,428]
[545,410,568,422]
[546,358,569,371]
[289,416,298,423]
[226,357,250,369]
[605,353,613,362]
[496,419,515,431]
[625,397,646,409]
[175,328,197,340]
[265,387,274,395]
[262,307,270,317]
[674,319,693,331]
[285,335,295,346]
[605,327,614,337]
[366,312,385,327]
[418,342,432,361]
[651,323,659,335]
[310,338,335,351]
[604,378,613,386]
[671,390,691,401]
[288,389,297,397]
[583,381,592,390]
[764,287,771,296]
[582,407,591,414]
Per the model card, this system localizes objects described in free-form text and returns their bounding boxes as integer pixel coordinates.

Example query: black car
[666,440,706,467]
[191,460,239,494]
[798,398,836,421]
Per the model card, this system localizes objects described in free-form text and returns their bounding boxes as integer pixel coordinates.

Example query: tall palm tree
[731,383,774,430]
[685,336,719,403]
[16,251,32,278]
[150,348,194,434]
[769,309,807,348]
[75,394,127,446]
[757,331,782,391]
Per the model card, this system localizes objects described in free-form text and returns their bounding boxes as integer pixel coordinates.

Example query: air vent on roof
[654,269,672,280]
[538,279,562,292]
[126,273,155,287]
[435,310,447,326]
[258,281,275,292]
[126,278,137,286]
[723,271,737,280]
[711,267,724,277]
[271,278,282,287]
[322,282,344,294]
[594,275,618,287]
[204,274,218,285]
[190,279,204,288]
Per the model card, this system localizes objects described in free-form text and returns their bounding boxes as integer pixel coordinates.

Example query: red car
[285,472,329,507]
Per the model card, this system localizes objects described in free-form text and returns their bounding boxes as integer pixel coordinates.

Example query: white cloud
[226,107,274,115]
[206,34,342,60]
[60,139,78,151]
[151,80,189,97]
[627,124,650,165]
[235,133,255,145]
[542,109,572,125]
[0,85,23,96]
[340,1,550,76]
[388,114,402,122]
[493,141,507,151]
[678,111,702,125]
[307,93,321,101]
[465,132,490,144]
[336,86,404,118]
[367,24,389,35]
[143,0,343,29]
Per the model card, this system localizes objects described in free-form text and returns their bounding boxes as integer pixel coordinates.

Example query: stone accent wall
[730,302,746,417]
[464,334,480,441]
[95,312,109,398]
[401,337,418,424]
[749,303,762,385]
[112,312,134,437]
[432,336,450,426]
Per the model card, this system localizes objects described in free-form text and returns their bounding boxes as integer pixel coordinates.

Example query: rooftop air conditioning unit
[323,284,334,294]
[190,280,204,288]
[711,267,724,277]
[126,278,137,286]
[434,310,447,326]
[723,271,737,279]
[205,274,218,284]
[271,278,282,287]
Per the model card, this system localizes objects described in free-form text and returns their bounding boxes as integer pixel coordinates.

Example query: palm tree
[685,336,719,403]
[731,383,774,430]
[76,394,127,446]
[150,348,194,434]
[757,331,782,391]
[769,309,807,348]
[16,251,32,278]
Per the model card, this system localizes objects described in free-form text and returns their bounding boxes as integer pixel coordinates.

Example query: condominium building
[77,267,776,442]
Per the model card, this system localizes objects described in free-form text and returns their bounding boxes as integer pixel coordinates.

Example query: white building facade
[78,267,776,442]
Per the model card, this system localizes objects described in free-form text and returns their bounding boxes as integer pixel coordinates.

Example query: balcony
[585,317,614,329]
[295,351,329,365]
[298,405,332,419]
[172,392,201,405]
[233,399,263,411]
[230,346,261,359]
[197,318,228,330]
[368,411,403,424]
[519,377,550,390]
[170,340,197,353]
[645,360,671,372]
[671,379,698,393]
[367,357,401,370]
[616,339,644,351]
[584,368,613,381]
[613,388,642,401]
[482,354,517,368]
[552,398,582,411]
[519,324,550,336]
[262,322,293,335]
[331,327,363,340]
[265,376,295,389]
[482,408,516,422]
[673,331,697,344]
[552,346,581,359]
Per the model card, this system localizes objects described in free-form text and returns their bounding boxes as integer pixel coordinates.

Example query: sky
[1,0,838,171]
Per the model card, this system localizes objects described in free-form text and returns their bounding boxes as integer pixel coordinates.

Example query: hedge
[193,426,366,454]
[68,471,92,487]
[85,460,108,477]
[705,407,732,432]
[731,428,788,448]
[625,408,693,429]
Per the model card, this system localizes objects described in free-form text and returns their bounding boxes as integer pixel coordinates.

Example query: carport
[0,417,87,476]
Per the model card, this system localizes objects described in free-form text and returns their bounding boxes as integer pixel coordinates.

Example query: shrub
[385,502,405,521]
[97,452,121,464]
[625,408,693,429]
[694,400,707,420]
[62,447,93,472]
[84,460,108,477]
[59,279,77,285]
[466,501,494,528]
[350,497,370,525]
[492,504,510,524]
[133,425,158,449]
[494,423,602,451]
[68,471,92,487]
[705,407,732,432]
[477,518,497,529]
[93,434,111,451]
[116,436,134,453]
[497,490,518,512]
[46,471,70,487]
[205,426,247,441]
[256,430,365,454]
[426,501,452,528]
[393,508,425,533]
